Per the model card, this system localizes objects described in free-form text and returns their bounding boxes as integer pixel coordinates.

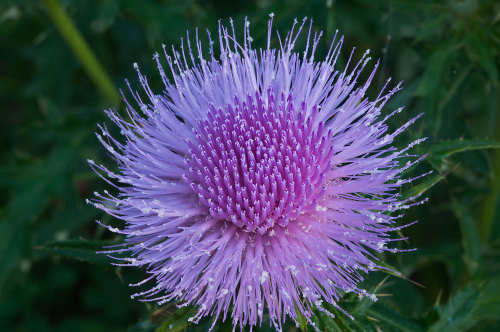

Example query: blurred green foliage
[1,0,500,331]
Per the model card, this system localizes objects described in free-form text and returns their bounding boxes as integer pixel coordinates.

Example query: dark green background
[1,0,500,331]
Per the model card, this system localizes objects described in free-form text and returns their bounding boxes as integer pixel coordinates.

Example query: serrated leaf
[428,139,500,169]
[430,279,500,330]
[39,238,117,265]
[429,287,479,332]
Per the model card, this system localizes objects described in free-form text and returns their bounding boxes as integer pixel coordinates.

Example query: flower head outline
[89,16,426,331]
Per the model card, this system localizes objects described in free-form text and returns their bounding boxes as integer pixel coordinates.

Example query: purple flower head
[89,16,426,331]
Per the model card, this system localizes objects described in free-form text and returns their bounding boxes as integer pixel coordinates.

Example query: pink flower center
[185,92,333,234]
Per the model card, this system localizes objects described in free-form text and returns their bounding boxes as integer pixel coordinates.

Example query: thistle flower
[89,16,426,331]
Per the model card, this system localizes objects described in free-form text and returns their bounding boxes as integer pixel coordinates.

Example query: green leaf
[452,198,482,275]
[468,33,499,84]
[38,238,118,265]
[367,305,425,332]
[403,173,445,200]
[428,139,500,169]
[427,278,500,331]
[437,65,472,113]
[0,185,49,289]
[415,46,454,97]
[156,305,195,332]
[413,14,447,43]
[294,304,308,332]
[353,275,391,316]
[429,287,479,332]
[473,276,500,321]
[0,131,87,289]
[415,42,459,135]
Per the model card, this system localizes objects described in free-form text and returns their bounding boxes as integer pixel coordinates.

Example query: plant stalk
[43,0,120,107]
[479,87,500,243]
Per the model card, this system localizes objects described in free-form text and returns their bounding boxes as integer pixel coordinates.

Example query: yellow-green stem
[479,87,500,243]
[43,0,120,107]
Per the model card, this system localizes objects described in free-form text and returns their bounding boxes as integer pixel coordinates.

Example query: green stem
[479,87,500,243]
[43,0,120,107]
